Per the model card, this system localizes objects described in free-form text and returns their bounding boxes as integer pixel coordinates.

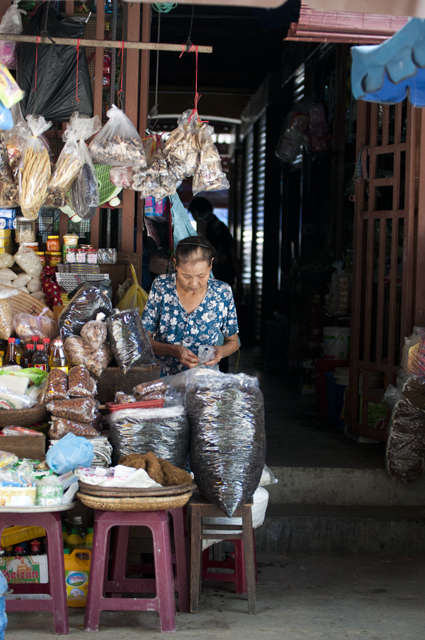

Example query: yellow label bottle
[64,548,91,607]
[66,528,83,552]
[84,527,93,549]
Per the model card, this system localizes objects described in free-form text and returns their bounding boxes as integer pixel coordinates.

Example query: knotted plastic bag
[46,432,94,474]
[90,104,146,167]
[186,367,266,516]
[18,114,52,219]
[59,283,113,339]
[0,0,24,69]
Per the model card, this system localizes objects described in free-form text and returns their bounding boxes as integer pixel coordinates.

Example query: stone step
[255,505,425,556]
[268,466,425,507]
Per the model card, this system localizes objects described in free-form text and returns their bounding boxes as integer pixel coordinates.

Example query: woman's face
[175,255,212,293]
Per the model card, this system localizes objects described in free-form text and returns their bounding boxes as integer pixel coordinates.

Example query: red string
[117,41,125,96]
[33,36,41,93]
[75,39,81,103]
[179,44,201,118]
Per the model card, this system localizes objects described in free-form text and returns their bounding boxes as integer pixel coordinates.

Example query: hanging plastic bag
[18,114,52,219]
[47,115,86,198]
[89,104,146,167]
[170,192,198,246]
[275,109,309,163]
[132,137,177,199]
[110,166,133,188]
[46,432,94,474]
[0,1,24,69]
[116,265,148,316]
[192,124,229,196]
[163,109,201,179]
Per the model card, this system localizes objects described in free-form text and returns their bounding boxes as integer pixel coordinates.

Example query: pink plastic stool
[0,510,68,635]
[84,509,180,633]
[202,534,258,594]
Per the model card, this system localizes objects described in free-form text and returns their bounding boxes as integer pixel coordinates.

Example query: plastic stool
[202,534,258,594]
[0,510,68,635]
[190,495,256,614]
[84,510,177,633]
[108,507,189,613]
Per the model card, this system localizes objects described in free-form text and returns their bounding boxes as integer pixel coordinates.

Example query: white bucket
[323,327,351,360]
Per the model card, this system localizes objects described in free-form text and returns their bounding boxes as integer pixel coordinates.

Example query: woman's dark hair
[175,236,217,266]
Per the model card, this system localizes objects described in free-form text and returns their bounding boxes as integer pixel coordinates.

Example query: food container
[47,235,60,252]
[0,230,11,239]
[0,237,11,248]
[76,247,87,264]
[63,234,79,247]
[64,247,77,264]
[87,249,98,265]
[46,251,62,267]
[21,242,38,251]
[35,251,45,267]
[15,217,36,244]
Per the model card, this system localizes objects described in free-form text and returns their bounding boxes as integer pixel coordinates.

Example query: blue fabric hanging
[351,18,425,106]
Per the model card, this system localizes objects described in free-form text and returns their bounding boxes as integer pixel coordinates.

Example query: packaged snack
[115,392,137,404]
[80,313,107,350]
[46,397,99,423]
[14,244,43,278]
[192,125,229,196]
[85,342,113,377]
[106,309,156,374]
[39,369,68,403]
[89,105,146,167]
[48,416,99,439]
[68,365,97,398]
[14,307,58,343]
[59,283,113,339]
[48,131,82,194]
[64,335,91,367]
[0,1,24,70]
[133,379,167,399]
[36,475,63,506]
[18,114,52,220]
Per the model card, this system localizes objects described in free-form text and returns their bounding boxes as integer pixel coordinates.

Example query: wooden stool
[0,510,68,635]
[84,510,177,633]
[190,495,256,614]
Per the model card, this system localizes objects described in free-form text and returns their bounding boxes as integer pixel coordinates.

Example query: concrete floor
[5,553,425,639]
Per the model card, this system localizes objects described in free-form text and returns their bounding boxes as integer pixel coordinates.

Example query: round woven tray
[0,404,49,428]
[76,489,193,512]
[78,481,196,498]
[94,364,162,404]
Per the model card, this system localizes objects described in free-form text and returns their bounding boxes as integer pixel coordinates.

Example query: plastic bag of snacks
[39,368,68,403]
[396,369,425,410]
[68,113,102,221]
[0,299,12,340]
[192,125,229,196]
[163,109,200,179]
[0,1,24,69]
[133,379,166,399]
[48,114,86,198]
[107,309,156,374]
[80,313,107,350]
[14,245,43,278]
[85,342,113,377]
[48,417,99,439]
[59,283,113,339]
[132,139,177,199]
[18,114,52,219]
[68,365,97,398]
[110,166,133,188]
[90,105,146,167]
[46,397,99,423]
[14,307,58,342]
[186,368,266,516]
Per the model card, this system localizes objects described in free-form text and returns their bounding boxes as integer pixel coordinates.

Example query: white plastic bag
[0,1,24,69]
[19,114,52,220]
[14,245,43,277]
[90,104,146,167]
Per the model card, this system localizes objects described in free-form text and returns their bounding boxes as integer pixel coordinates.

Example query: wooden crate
[0,435,46,461]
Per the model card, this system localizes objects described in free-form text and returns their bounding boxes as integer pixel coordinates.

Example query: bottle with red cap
[6,338,18,366]
[32,344,49,372]
[42,337,51,354]
[31,336,40,349]
[22,343,34,368]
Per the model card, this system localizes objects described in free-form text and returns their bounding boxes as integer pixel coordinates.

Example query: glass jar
[76,247,87,263]
[21,242,38,251]
[47,236,60,252]
[47,251,62,267]
[63,234,79,247]
[35,251,45,267]
[87,249,98,264]
[64,247,76,264]
[15,217,36,244]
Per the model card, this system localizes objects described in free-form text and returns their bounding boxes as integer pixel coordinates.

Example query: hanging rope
[148,11,161,131]
[117,40,125,108]
[75,39,81,103]
[186,5,195,49]
[152,3,177,12]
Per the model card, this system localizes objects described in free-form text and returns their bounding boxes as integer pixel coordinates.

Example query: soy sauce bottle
[6,338,18,366]
[32,344,49,372]
[22,343,35,368]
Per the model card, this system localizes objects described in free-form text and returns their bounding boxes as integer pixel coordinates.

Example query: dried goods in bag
[14,245,43,278]
[186,368,266,516]
[106,309,156,374]
[46,397,99,423]
[39,369,68,403]
[80,313,107,350]
[14,307,58,342]
[18,115,52,219]
[68,365,97,398]
[59,283,113,339]
[0,299,12,340]
[89,105,146,167]
[85,343,113,377]
[0,1,24,70]
[192,125,229,195]
[49,416,99,439]
[108,404,190,468]
[133,379,167,399]
[110,166,133,188]
[397,370,425,410]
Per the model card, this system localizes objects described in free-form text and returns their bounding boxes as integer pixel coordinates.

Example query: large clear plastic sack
[110,166,133,188]
[106,308,156,374]
[46,432,94,474]
[384,384,425,484]
[59,283,113,339]
[163,109,200,180]
[13,307,58,342]
[0,1,24,69]
[186,367,266,516]
[80,313,107,350]
[18,114,52,219]
[108,404,190,468]
[90,104,146,167]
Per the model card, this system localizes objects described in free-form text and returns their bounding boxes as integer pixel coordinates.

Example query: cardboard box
[0,554,48,583]
[0,237,11,248]
[0,218,16,230]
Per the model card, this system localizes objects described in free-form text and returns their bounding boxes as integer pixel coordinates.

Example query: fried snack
[118,451,193,487]
[20,146,51,219]
[49,151,81,192]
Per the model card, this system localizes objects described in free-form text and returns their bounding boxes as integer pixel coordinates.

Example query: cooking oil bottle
[49,339,69,373]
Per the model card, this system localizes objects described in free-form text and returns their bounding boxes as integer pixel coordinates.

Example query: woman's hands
[175,345,200,368]
[204,345,224,367]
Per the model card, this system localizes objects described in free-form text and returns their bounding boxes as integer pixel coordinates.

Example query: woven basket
[76,489,193,512]
[78,481,196,498]
[95,364,162,404]
[0,286,55,320]
[0,404,49,428]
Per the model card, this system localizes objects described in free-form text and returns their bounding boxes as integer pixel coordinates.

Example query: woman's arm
[147,333,199,368]
[204,333,239,367]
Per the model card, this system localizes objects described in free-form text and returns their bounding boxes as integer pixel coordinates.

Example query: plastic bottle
[22,343,34,368]
[14,546,24,556]
[14,339,23,365]
[30,539,41,555]
[5,338,17,366]
[32,344,49,372]
[49,339,69,373]
[62,525,69,545]
[42,337,51,353]
[84,527,93,549]
[64,548,91,607]
[66,528,84,552]
[31,336,40,349]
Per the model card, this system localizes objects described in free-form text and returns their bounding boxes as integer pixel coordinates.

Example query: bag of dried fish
[106,308,156,374]
[192,124,229,196]
[186,368,266,516]
[68,112,102,221]
[90,104,146,168]
[18,114,52,219]
[163,109,201,179]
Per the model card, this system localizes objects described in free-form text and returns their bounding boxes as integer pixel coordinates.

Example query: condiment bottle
[30,539,41,555]
[22,343,34,368]
[49,339,69,373]
[5,338,17,366]
[31,336,40,349]
[66,528,84,552]
[4,546,13,555]
[14,546,24,557]
[62,525,69,545]
[14,338,22,365]
[32,344,49,372]
[84,527,93,549]
[42,337,51,353]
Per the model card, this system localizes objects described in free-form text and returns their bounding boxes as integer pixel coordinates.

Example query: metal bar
[0,32,213,52]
